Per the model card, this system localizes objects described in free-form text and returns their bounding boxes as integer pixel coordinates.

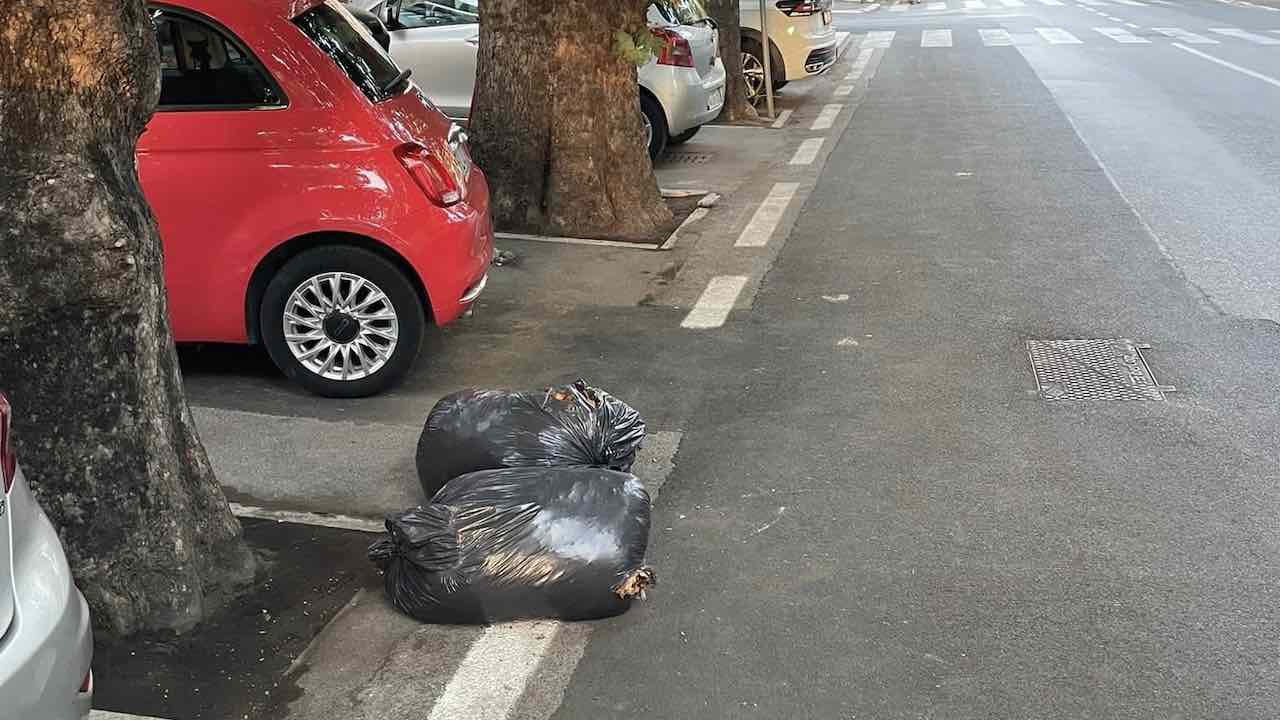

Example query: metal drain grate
[662,151,714,165]
[1027,339,1174,401]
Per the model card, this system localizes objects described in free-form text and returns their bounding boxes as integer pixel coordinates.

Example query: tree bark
[470,0,673,241]
[0,1,254,637]
[706,0,760,123]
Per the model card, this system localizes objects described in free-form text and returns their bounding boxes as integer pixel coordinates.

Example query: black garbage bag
[369,467,656,624]
[415,381,645,500]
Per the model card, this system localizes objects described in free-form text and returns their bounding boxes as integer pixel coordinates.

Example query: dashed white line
[810,103,844,130]
[1037,0,1065,5]
[681,276,750,328]
[846,48,875,79]
[1113,0,1148,5]
[1096,26,1150,42]
[790,138,825,165]
[1173,42,1280,88]
[1124,21,1141,28]
[864,30,897,48]
[1036,27,1083,43]
[964,0,987,8]
[999,0,1027,6]
[980,28,1015,45]
[770,108,793,128]
[426,621,562,720]
[1154,27,1220,43]
[735,182,801,247]
[928,1,947,8]
[1209,27,1280,44]
[922,29,954,46]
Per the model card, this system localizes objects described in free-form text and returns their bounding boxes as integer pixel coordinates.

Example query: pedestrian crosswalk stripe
[1095,26,1150,43]
[980,28,1015,45]
[964,0,987,8]
[1153,27,1219,43]
[1209,27,1280,44]
[864,30,897,48]
[1036,27,1083,43]
[922,29,954,46]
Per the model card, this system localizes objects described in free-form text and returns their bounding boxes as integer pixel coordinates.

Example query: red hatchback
[138,0,492,397]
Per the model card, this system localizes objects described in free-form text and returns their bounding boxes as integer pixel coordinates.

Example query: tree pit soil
[501,194,704,245]
[92,518,381,719]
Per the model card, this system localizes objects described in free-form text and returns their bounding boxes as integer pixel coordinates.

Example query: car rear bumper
[771,18,838,80]
[0,469,93,720]
[402,167,493,326]
[643,60,728,137]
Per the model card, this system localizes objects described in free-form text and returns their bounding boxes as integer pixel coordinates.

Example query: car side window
[396,0,479,29]
[153,11,284,109]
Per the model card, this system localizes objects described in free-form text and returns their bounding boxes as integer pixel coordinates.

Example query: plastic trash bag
[369,467,656,624]
[415,381,645,500]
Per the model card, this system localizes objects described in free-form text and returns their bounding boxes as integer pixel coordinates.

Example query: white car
[739,0,838,102]
[0,394,94,720]
[356,0,726,160]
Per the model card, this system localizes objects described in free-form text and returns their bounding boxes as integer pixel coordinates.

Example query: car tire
[669,126,700,145]
[640,93,668,162]
[260,245,426,398]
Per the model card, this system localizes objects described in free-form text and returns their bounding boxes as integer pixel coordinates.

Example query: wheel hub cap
[283,271,399,381]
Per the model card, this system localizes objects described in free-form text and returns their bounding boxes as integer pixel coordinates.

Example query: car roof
[158,0,326,20]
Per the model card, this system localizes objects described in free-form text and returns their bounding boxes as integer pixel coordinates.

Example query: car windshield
[295,1,404,102]
[399,0,479,27]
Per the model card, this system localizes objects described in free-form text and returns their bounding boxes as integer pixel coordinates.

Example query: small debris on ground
[491,248,517,266]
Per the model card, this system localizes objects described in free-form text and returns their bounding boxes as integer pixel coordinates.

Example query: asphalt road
[176,1,1280,716]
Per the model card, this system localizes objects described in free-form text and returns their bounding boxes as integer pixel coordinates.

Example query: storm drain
[662,150,714,165]
[1027,339,1174,401]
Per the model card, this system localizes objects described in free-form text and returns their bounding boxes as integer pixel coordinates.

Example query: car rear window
[660,0,710,24]
[294,1,402,102]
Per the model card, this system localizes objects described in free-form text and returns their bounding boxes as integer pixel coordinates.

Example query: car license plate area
[708,87,725,111]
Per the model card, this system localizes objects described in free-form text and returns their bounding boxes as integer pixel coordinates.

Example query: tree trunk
[0,1,254,637]
[706,0,760,123]
[470,0,673,241]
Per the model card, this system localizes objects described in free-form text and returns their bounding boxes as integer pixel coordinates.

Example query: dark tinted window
[154,12,282,108]
[295,2,403,102]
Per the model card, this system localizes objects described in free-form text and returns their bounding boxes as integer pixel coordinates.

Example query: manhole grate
[662,151,714,165]
[1027,339,1174,401]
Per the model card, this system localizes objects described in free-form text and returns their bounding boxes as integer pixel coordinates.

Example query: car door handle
[465,35,479,46]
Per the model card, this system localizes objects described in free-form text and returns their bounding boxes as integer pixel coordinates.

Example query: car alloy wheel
[741,49,765,103]
[641,110,654,151]
[282,271,399,381]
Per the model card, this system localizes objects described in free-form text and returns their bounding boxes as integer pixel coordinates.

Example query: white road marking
[998,0,1026,6]
[790,138,825,165]
[928,1,947,8]
[89,713,173,720]
[811,103,844,130]
[922,29,954,46]
[964,0,987,8]
[889,3,909,10]
[1077,0,1105,5]
[1113,0,1148,5]
[846,47,875,79]
[1104,14,1123,20]
[1037,0,1065,5]
[771,108,793,128]
[1154,27,1220,43]
[864,30,897,47]
[230,503,384,533]
[1036,27,1084,43]
[681,276,750,328]
[1209,27,1280,44]
[834,83,855,96]
[426,621,561,720]
[980,28,1016,45]
[1173,42,1280,88]
[1095,26,1150,42]
[1124,21,1141,28]
[736,182,801,247]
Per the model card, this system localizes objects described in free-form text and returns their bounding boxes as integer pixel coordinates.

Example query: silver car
[0,394,94,719]
[356,0,726,160]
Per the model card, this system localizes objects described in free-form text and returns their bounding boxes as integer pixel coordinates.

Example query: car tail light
[654,28,694,68]
[79,669,93,694]
[395,141,466,207]
[0,394,15,493]
[776,0,819,15]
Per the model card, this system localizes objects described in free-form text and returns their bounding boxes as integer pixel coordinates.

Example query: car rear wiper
[382,67,412,96]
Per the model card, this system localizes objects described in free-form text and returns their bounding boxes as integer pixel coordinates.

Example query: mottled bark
[706,0,759,123]
[0,1,254,637]
[470,0,673,241]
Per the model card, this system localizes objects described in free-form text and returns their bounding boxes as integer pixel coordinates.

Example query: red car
[138,0,492,397]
